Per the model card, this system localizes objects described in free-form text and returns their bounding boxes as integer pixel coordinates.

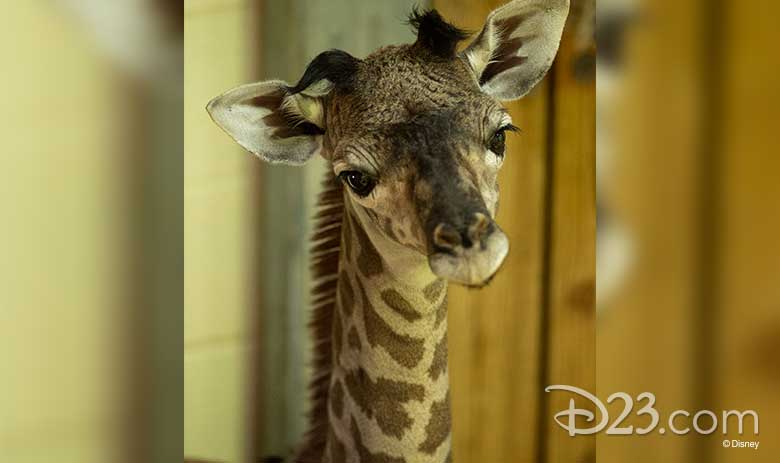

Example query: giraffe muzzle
[428,214,509,287]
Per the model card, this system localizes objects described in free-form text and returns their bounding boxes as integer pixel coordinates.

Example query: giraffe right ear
[206,80,328,165]
[462,0,569,101]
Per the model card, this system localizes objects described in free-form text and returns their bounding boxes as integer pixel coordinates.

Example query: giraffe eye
[488,130,506,156]
[488,124,518,157]
[339,170,376,197]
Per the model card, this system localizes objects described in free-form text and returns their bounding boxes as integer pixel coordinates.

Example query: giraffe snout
[432,223,463,251]
[468,212,492,245]
[428,213,509,287]
[431,212,493,252]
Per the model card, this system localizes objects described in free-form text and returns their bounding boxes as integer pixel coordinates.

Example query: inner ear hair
[281,92,327,131]
[461,0,570,101]
[463,13,517,80]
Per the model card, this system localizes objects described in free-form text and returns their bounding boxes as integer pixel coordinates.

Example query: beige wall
[0,3,127,462]
[184,1,258,462]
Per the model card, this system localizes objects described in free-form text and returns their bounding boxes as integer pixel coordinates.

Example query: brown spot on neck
[423,278,446,303]
[434,294,448,328]
[344,368,425,439]
[382,215,400,243]
[428,332,448,381]
[338,270,355,316]
[332,305,344,360]
[351,417,406,463]
[418,392,452,455]
[330,379,345,420]
[357,277,425,369]
[351,212,385,278]
[347,325,362,351]
[381,288,422,321]
[342,208,354,261]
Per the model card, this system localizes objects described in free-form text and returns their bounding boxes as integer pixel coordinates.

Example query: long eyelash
[502,124,520,133]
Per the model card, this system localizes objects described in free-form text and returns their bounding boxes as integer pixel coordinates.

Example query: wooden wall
[714,1,780,461]
[596,0,780,462]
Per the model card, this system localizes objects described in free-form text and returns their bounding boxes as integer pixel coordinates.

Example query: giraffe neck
[324,202,452,463]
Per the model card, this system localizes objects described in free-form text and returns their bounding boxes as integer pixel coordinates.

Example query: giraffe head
[208,0,569,286]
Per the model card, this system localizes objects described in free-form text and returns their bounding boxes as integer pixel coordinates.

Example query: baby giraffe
[207,1,568,461]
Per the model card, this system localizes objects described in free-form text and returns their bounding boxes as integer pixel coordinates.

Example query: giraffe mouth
[428,226,509,287]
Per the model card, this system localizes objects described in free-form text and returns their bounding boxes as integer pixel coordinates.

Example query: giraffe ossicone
[207,1,569,461]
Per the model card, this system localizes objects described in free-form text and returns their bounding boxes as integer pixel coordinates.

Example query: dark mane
[293,173,344,462]
[287,49,360,94]
[408,8,471,58]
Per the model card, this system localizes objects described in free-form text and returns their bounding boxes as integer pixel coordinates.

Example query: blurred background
[595,0,779,462]
[0,1,182,462]
[0,1,777,463]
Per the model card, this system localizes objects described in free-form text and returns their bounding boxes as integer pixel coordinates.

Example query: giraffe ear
[462,0,569,101]
[207,50,359,165]
[206,80,327,165]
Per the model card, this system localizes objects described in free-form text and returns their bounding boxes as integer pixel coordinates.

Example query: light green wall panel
[184,1,256,462]
[0,2,126,463]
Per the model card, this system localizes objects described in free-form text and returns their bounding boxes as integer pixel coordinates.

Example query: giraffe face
[207,1,570,286]
[325,55,514,286]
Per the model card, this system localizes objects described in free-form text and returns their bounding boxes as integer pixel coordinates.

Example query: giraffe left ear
[207,50,360,165]
[462,0,570,101]
[206,80,328,165]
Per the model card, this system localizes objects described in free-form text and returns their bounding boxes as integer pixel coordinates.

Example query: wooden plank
[594,1,780,461]
[714,0,779,461]
[430,1,550,461]
[595,0,703,462]
[542,6,597,462]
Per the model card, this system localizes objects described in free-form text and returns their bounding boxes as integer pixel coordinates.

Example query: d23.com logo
[545,385,760,438]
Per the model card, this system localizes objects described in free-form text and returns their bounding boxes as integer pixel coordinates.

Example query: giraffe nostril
[432,223,462,251]
[468,212,491,246]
